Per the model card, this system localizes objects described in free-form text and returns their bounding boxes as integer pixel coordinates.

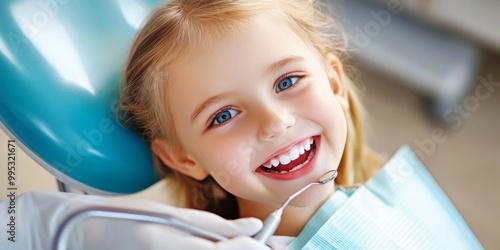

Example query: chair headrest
[0,0,162,194]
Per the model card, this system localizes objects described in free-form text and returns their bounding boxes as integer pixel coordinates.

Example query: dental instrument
[253,169,338,244]
[53,170,337,249]
[53,206,229,250]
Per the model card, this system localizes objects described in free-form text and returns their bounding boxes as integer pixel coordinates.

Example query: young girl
[119,0,384,244]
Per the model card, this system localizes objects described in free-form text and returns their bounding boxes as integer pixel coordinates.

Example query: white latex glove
[0,191,270,250]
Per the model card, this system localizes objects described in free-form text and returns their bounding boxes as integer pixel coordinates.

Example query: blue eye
[212,108,239,126]
[276,76,299,93]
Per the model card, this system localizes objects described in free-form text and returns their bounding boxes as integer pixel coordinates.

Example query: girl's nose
[257,108,296,142]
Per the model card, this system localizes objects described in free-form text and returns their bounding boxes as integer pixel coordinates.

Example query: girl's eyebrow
[191,92,236,124]
[265,55,304,75]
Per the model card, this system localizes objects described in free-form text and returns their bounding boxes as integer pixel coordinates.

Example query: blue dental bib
[290,146,482,250]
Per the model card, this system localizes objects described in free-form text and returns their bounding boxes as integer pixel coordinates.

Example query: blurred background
[1,0,499,248]
[326,0,500,248]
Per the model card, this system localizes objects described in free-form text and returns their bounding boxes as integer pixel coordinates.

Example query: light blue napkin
[289,146,483,250]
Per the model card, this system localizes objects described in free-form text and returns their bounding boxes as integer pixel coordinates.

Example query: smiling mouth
[258,137,317,174]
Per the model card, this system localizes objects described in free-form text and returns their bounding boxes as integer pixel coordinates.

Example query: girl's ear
[151,139,208,180]
[325,53,349,110]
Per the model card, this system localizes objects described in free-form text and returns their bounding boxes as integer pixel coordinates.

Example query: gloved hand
[0,191,270,250]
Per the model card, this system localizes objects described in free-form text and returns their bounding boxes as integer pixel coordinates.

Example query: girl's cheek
[207,142,250,191]
[302,86,341,133]
[301,84,336,114]
[205,134,247,173]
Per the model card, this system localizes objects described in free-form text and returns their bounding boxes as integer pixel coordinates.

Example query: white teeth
[290,148,300,161]
[264,147,316,174]
[289,148,315,172]
[271,159,280,167]
[263,137,316,169]
[298,146,305,155]
[302,138,314,151]
[279,155,291,165]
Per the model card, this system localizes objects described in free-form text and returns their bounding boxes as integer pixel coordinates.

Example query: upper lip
[257,135,316,170]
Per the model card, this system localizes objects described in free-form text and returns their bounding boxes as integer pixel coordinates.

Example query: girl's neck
[237,189,334,237]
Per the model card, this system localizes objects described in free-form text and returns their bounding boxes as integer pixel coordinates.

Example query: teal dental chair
[0,0,162,194]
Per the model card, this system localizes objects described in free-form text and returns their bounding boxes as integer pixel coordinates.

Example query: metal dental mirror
[253,169,338,244]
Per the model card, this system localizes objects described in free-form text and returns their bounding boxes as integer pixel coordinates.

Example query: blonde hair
[119,0,384,216]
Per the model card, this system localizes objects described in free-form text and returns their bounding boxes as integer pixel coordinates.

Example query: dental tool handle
[253,209,283,244]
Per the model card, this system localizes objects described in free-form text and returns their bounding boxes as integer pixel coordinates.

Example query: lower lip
[256,136,321,181]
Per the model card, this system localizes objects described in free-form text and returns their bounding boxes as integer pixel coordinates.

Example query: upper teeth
[263,138,314,168]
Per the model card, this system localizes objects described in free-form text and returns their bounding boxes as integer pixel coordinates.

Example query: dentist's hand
[0,191,270,250]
